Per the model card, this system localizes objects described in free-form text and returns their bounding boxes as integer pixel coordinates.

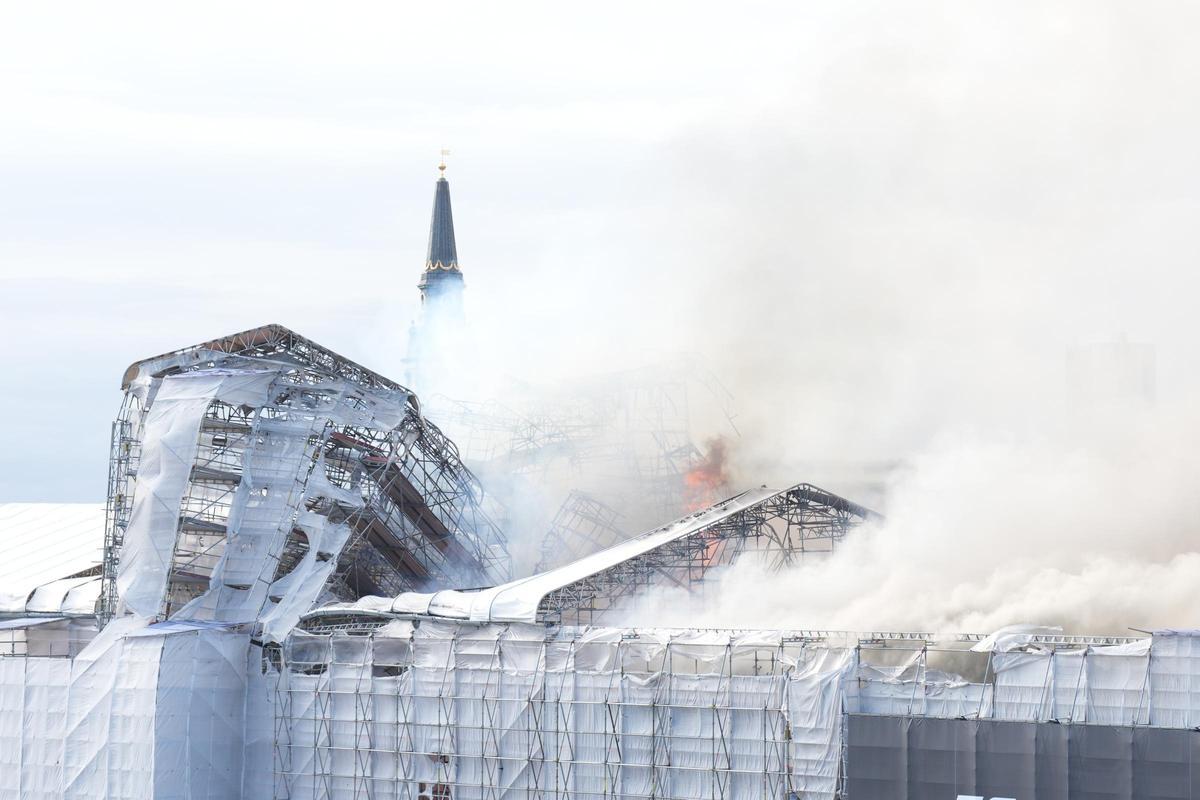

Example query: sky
[3,1,1199,514]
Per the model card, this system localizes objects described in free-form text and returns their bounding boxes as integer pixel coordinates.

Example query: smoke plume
[618,399,1200,634]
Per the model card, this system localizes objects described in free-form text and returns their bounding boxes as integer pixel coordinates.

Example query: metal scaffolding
[424,356,739,541]
[534,491,626,573]
[99,324,511,625]
[270,616,1171,800]
[535,483,878,626]
[271,622,849,800]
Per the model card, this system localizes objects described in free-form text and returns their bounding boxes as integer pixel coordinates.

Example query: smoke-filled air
[399,3,1200,634]
[5,3,1200,635]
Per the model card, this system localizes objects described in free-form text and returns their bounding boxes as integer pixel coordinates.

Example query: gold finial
[438,148,450,175]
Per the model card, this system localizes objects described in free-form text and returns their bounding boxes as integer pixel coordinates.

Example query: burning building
[5,324,1200,799]
[1,177,1198,799]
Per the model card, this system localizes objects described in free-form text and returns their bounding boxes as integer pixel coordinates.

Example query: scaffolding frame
[99,324,511,624]
[272,623,834,800]
[534,491,626,574]
[425,356,740,539]
[536,484,878,626]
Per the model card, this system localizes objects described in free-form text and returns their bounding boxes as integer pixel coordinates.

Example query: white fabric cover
[0,618,251,799]
[274,623,852,800]
[1150,630,1200,727]
[116,371,276,617]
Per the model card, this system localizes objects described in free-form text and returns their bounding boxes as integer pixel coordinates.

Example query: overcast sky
[3,2,1199,501]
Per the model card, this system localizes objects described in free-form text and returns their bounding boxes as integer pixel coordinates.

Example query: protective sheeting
[274,622,854,800]
[109,338,507,637]
[1150,631,1200,728]
[25,578,101,616]
[849,660,993,719]
[844,714,1200,800]
[0,503,105,613]
[0,618,251,799]
[988,640,1153,725]
[343,486,788,624]
[970,623,1067,653]
[845,636,1164,727]
[0,619,97,659]
[6,622,1200,797]
[116,370,276,617]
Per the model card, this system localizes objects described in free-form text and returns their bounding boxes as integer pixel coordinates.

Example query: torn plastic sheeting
[784,647,854,798]
[177,378,415,631]
[179,399,335,624]
[124,619,241,637]
[970,624,1066,653]
[116,370,276,617]
[257,516,353,643]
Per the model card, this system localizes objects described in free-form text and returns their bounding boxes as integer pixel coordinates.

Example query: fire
[683,437,731,512]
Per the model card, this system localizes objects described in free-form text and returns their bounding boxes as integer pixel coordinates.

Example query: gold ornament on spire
[438,148,450,175]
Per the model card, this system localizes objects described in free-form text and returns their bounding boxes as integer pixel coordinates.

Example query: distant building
[406,158,465,391]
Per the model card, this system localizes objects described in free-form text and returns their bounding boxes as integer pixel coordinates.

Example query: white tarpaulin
[0,618,251,800]
[273,622,852,800]
[4,621,1200,798]
[116,370,276,617]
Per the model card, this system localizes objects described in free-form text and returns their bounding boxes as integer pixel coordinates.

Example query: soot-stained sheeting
[845,714,1200,799]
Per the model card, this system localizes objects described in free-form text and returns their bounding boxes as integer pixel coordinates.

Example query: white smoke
[618,398,1200,634]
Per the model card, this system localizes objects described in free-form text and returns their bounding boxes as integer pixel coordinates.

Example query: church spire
[425,152,459,272]
[407,153,467,390]
[417,153,465,306]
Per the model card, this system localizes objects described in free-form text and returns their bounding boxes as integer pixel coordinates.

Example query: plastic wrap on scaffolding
[106,327,511,635]
[0,619,251,799]
[273,623,853,800]
[115,371,275,617]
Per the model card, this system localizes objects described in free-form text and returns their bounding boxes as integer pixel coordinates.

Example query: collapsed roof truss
[536,483,877,625]
[100,325,510,628]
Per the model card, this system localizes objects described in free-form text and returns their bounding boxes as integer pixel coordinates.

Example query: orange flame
[683,437,731,513]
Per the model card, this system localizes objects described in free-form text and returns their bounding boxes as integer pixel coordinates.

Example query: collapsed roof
[96,324,511,639]
[310,482,878,626]
[5,323,879,644]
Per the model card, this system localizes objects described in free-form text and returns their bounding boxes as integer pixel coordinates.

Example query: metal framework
[99,324,510,623]
[425,356,740,537]
[533,491,626,573]
[271,624,839,800]
[118,324,410,395]
[537,483,878,626]
[269,619,1162,800]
